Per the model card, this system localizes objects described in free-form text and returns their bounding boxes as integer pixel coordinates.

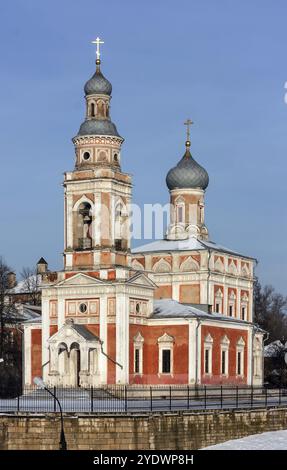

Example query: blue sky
[0,0,286,293]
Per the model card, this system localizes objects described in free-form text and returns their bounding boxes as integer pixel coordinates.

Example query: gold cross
[184,118,193,142]
[91,37,104,62]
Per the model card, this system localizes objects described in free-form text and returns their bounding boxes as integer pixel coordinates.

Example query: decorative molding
[153,258,171,273]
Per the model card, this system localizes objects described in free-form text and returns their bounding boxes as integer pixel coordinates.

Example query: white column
[247,327,253,385]
[223,286,228,317]
[42,296,51,382]
[93,193,102,246]
[197,324,202,384]
[80,344,89,371]
[99,296,108,384]
[110,193,115,246]
[249,285,254,322]
[116,291,129,383]
[66,194,73,248]
[24,326,31,385]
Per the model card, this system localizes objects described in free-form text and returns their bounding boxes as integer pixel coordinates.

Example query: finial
[184,118,193,148]
[92,36,104,65]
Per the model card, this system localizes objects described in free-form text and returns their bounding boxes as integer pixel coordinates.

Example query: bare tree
[254,278,287,344]
[0,257,21,393]
[20,267,41,305]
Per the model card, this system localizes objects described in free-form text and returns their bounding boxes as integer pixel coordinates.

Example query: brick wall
[1,408,287,450]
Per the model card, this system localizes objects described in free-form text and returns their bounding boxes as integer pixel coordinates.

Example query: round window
[79,303,88,314]
[83,152,90,161]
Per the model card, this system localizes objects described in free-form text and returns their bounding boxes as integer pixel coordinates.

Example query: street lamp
[33,377,67,450]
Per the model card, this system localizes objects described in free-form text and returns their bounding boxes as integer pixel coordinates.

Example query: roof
[132,237,255,260]
[151,299,251,325]
[84,65,112,96]
[72,323,101,342]
[37,257,48,265]
[5,303,42,324]
[77,119,121,138]
[166,147,209,191]
[8,275,42,294]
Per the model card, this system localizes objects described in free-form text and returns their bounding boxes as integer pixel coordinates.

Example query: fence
[0,385,287,414]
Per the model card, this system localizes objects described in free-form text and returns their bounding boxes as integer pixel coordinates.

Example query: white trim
[99,295,108,384]
[203,334,213,375]
[133,332,144,375]
[158,333,174,375]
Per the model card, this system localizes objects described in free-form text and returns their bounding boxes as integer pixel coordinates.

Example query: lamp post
[33,377,67,450]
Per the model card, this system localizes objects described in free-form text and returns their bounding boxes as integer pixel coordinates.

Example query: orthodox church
[23,40,263,387]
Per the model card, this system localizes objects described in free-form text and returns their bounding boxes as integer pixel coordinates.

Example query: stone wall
[1,408,287,450]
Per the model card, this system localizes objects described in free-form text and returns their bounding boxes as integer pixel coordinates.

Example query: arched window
[77,202,92,249]
[90,103,95,117]
[175,197,185,224]
[204,334,213,375]
[115,201,127,251]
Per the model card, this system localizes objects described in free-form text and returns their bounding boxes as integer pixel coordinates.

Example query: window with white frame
[133,332,144,375]
[204,334,213,375]
[214,288,223,314]
[220,335,230,376]
[241,293,249,321]
[158,333,174,375]
[236,337,245,376]
[228,290,236,317]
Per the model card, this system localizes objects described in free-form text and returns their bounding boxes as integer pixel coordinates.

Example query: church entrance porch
[46,319,102,387]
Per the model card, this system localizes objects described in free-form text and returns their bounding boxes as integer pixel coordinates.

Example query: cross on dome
[184,118,193,145]
[91,37,104,64]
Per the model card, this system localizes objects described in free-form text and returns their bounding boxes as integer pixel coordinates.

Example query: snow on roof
[264,340,285,358]
[132,237,255,259]
[8,275,42,294]
[151,299,250,324]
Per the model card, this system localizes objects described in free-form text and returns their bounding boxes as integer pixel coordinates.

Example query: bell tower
[64,38,132,272]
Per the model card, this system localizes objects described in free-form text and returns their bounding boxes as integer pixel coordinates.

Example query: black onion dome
[166,147,209,190]
[84,66,112,96]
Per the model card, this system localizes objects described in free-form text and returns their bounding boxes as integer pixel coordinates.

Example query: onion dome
[84,62,112,96]
[78,119,120,137]
[166,141,209,191]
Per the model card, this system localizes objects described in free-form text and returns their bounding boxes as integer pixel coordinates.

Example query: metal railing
[0,385,287,414]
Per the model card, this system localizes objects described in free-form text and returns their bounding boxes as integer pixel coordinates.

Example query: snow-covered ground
[203,430,287,450]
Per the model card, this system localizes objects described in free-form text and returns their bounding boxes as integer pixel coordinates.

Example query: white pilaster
[66,194,73,248]
[188,321,197,384]
[116,291,129,383]
[172,282,180,301]
[42,297,51,382]
[57,297,65,329]
[99,295,108,384]
[93,193,102,246]
[247,326,253,385]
